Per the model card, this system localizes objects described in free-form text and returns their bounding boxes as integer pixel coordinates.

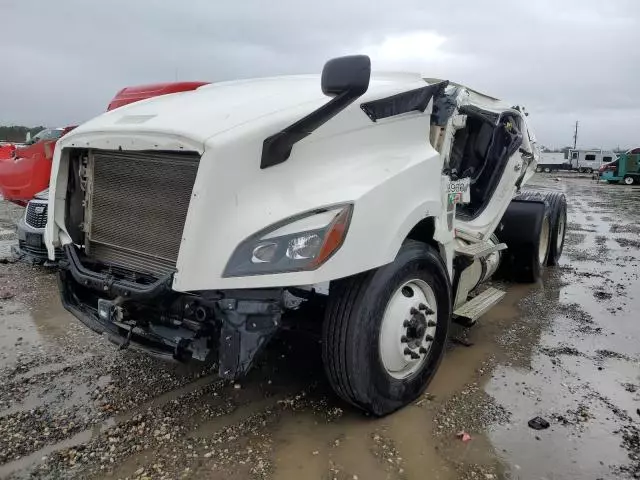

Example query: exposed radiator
[86,150,200,277]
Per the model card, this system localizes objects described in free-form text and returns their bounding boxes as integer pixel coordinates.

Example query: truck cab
[600,152,640,185]
[45,55,566,416]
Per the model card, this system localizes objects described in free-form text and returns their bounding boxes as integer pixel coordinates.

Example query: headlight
[223,204,352,277]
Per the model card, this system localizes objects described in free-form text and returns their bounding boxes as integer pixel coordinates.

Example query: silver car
[17,189,59,262]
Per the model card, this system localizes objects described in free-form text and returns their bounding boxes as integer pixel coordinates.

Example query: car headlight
[223,204,353,277]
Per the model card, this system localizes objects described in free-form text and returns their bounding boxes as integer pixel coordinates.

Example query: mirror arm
[260,90,358,169]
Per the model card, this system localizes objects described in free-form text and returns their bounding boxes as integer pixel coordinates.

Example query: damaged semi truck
[46,56,566,416]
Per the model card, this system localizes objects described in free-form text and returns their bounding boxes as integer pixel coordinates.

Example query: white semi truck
[46,56,566,416]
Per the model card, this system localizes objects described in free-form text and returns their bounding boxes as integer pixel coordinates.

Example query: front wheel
[322,241,451,416]
[624,175,636,185]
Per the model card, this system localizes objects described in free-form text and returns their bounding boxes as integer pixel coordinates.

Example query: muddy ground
[0,174,638,480]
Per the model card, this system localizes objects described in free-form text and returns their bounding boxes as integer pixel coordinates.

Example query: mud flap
[217,296,282,379]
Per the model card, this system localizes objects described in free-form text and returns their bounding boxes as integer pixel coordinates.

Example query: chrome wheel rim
[539,216,550,265]
[624,177,633,185]
[379,279,438,379]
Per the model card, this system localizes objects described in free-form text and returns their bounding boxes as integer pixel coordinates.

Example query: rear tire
[322,241,451,416]
[544,192,567,266]
[497,195,551,283]
[544,167,551,173]
[536,166,542,173]
[624,175,636,185]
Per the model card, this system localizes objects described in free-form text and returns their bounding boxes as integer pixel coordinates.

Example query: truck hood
[61,73,428,149]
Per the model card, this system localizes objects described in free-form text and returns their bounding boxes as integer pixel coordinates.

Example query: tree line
[0,126,46,143]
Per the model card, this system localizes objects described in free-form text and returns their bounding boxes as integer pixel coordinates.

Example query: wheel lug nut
[404,347,413,356]
[401,335,409,343]
[419,303,434,314]
[424,334,434,342]
[427,320,437,327]
[419,347,428,354]
[410,351,420,359]
[410,307,419,315]
[403,320,410,328]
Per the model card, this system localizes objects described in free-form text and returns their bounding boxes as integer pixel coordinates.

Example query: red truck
[0,127,76,205]
[0,143,17,161]
[0,81,209,205]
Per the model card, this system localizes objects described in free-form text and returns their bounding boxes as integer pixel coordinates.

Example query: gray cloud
[1,0,639,148]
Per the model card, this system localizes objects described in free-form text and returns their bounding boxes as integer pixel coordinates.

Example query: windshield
[28,128,63,144]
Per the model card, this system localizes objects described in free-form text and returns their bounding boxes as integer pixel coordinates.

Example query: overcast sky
[1,0,639,149]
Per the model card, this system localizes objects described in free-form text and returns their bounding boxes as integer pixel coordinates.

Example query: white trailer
[537,149,617,173]
[569,149,617,172]
[46,55,567,416]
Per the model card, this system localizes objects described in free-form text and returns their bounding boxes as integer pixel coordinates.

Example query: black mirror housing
[321,55,371,97]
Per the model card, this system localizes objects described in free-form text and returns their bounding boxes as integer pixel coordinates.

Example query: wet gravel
[1,175,639,479]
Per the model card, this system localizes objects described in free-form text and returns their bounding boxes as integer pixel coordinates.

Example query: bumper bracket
[217,296,282,379]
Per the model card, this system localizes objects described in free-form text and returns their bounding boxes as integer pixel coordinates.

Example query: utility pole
[573,121,579,149]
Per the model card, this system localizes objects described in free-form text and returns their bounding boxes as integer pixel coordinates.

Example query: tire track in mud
[485,176,640,479]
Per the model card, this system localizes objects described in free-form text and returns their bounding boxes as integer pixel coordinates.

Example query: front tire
[624,175,636,185]
[322,241,451,416]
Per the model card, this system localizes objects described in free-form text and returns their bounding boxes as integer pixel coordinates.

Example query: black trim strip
[459,105,500,125]
[360,81,449,122]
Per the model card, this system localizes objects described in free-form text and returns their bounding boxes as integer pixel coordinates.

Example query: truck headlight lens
[224,205,352,277]
[251,242,278,263]
[286,233,322,260]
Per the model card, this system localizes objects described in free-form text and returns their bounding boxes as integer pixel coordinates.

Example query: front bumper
[17,216,62,262]
[59,244,283,379]
[599,171,618,181]
[58,268,196,361]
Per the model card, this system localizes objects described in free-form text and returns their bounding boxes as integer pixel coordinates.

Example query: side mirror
[261,55,371,169]
[25,132,32,144]
[321,55,371,98]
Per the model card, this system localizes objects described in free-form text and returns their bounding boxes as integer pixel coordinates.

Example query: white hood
[62,73,429,149]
